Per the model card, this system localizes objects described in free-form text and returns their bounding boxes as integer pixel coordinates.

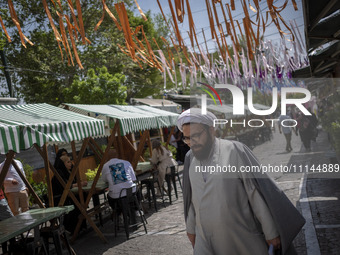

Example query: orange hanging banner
[115,2,135,59]
[103,0,122,31]
[65,15,83,69]
[230,0,235,10]
[0,15,11,42]
[205,0,215,39]
[8,0,33,48]
[174,0,185,23]
[291,0,298,11]
[226,3,240,50]
[134,0,148,21]
[168,0,183,47]
[75,0,86,44]
[95,1,105,31]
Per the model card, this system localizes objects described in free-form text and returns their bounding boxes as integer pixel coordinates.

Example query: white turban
[176,108,217,132]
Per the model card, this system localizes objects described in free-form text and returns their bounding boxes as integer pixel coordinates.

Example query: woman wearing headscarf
[150,140,177,193]
[53,148,68,169]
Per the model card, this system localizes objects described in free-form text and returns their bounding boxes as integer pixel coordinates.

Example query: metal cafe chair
[165,165,182,204]
[109,187,147,240]
[139,169,165,212]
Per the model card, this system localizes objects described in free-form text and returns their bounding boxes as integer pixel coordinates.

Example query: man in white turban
[178,108,305,255]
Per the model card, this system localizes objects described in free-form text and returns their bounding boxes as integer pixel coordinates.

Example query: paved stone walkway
[72,128,340,255]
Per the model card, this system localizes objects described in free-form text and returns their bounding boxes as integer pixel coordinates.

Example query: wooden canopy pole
[35,145,108,243]
[0,151,15,190]
[159,128,165,143]
[1,150,44,208]
[165,126,175,148]
[71,141,85,207]
[54,144,59,154]
[131,130,148,170]
[88,140,103,161]
[58,138,89,206]
[146,130,152,157]
[84,122,117,207]
[11,159,45,208]
[42,144,54,207]
[122,136,145,162]
[72,121,119,242]
[111,121,119,153]
[116,123,125,160]
[89,137,104,157]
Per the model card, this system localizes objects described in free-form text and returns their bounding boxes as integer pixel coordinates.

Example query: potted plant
[19,159,48,207]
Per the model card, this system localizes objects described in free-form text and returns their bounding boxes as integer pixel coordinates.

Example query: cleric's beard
[191,133,214,161]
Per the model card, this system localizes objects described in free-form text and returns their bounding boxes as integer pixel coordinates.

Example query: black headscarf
[53,149,68,169]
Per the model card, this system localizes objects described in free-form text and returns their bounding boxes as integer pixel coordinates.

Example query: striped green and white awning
[0,103,105,154]
[62,104,179,136]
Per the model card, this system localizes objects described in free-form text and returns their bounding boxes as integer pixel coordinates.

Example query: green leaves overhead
[63,66,127,104]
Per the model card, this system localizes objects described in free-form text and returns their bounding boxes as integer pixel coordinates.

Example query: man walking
[278,112,296,152]
[177,108,305,255]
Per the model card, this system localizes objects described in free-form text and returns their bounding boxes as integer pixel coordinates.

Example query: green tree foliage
[63,66,126,104]
[18,158,47,205]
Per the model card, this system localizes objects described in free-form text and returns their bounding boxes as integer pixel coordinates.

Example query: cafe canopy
[61,104,179,136]
[0,103,105,154]
[0,103,113,242]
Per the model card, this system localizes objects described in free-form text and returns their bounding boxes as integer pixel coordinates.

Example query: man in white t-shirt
[101,154,136,200]
[0,154,29,216]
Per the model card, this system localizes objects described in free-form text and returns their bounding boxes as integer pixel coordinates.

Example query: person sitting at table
[51,155,87,234]
[150,140,177,195]
[101,150,137,200]
[53,148,68,169]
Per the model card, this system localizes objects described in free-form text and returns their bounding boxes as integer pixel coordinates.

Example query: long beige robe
[186,138,278,255]
[150,146,177,187]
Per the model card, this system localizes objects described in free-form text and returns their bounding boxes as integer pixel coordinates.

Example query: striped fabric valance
[62,104,179,136]
[0,104,105,154]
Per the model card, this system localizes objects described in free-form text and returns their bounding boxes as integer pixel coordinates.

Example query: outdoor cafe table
[70,180,108,194]
[70,180,109,229]
[0,206,74,253]
[135,162,154,176]
[69,163,153,242]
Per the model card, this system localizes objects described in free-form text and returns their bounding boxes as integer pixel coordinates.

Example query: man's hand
[267,236,281,250]
[187,232,196,248]
[11,179,19,185]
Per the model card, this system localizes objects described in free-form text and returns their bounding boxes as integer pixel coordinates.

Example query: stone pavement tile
[252,129,340,255]
[72,179,192,255]
[293,228,307,255]
[307,179,340,225]
[101,234,192,255]
[316,228,340,255]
